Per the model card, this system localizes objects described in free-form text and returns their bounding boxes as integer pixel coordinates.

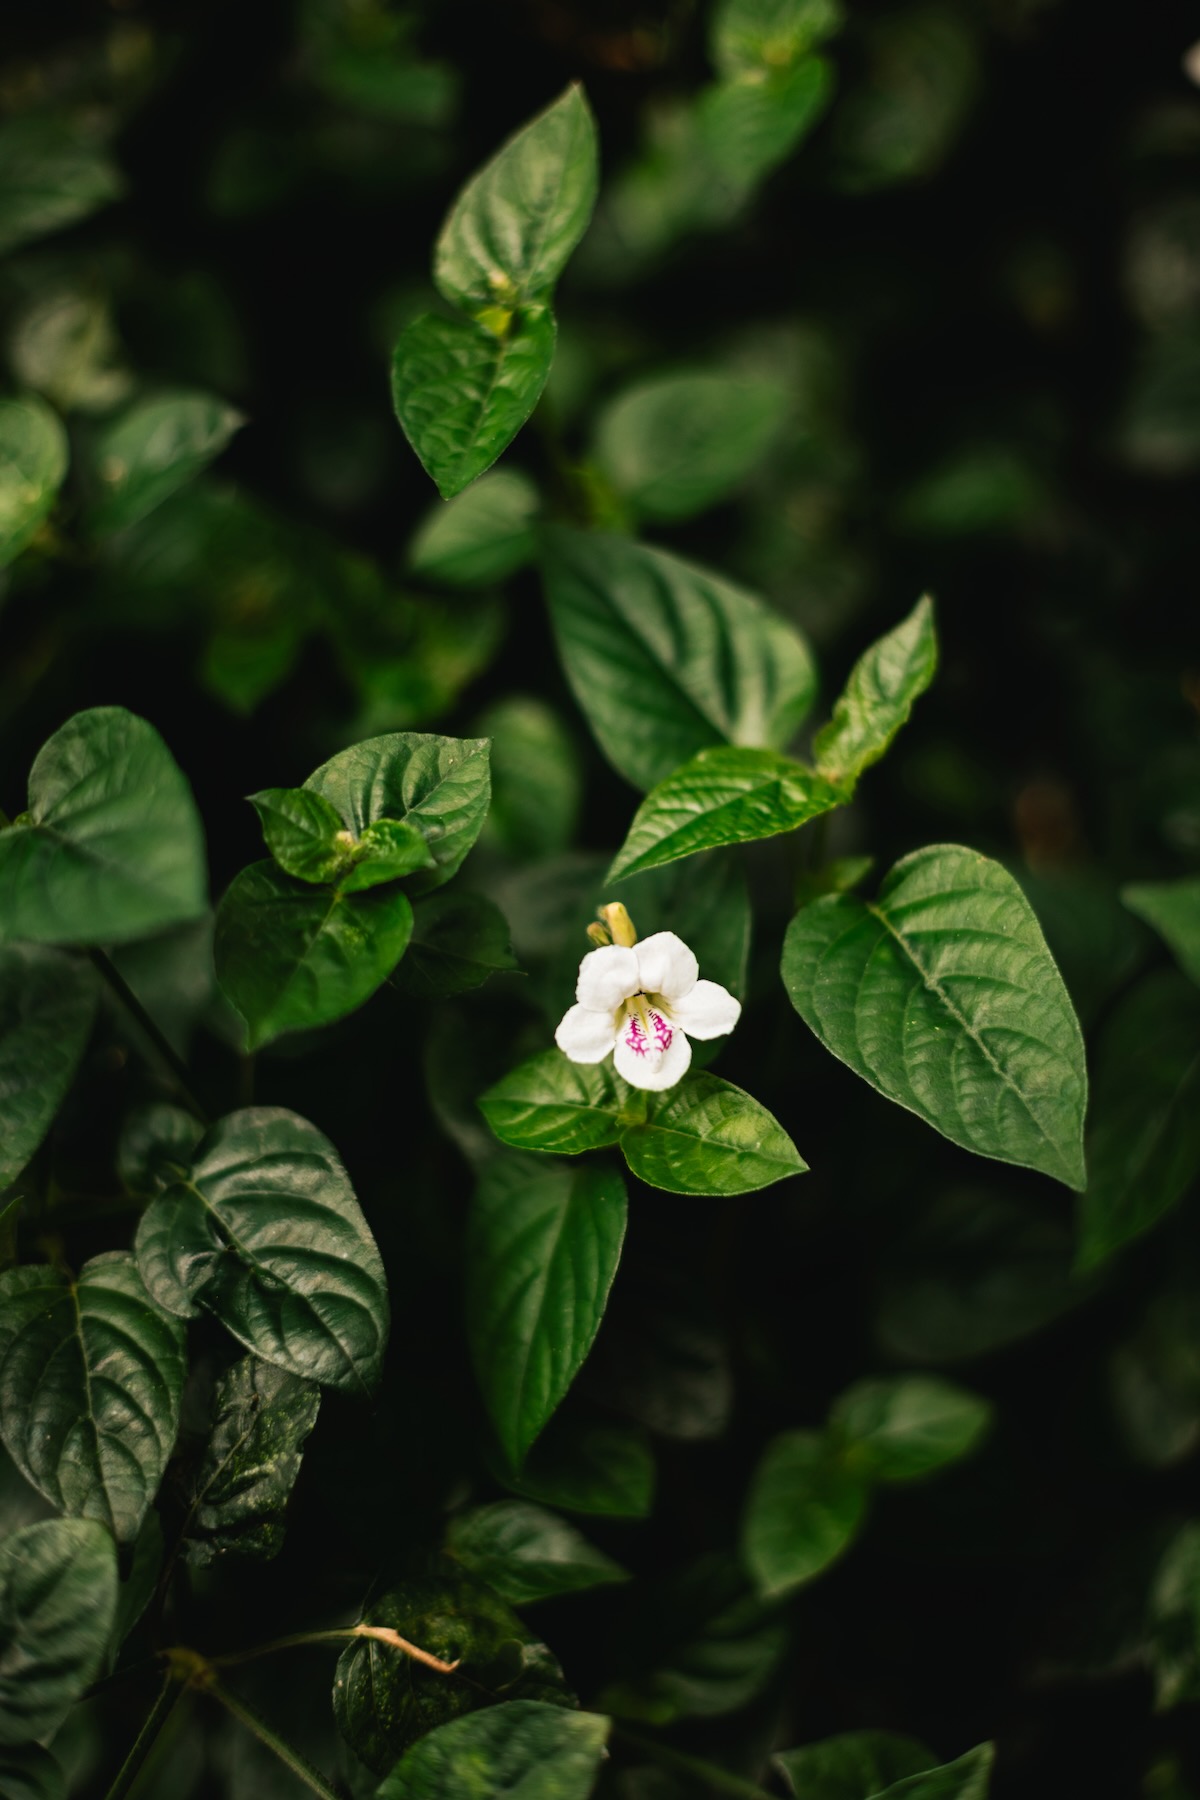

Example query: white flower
[555,928,741,1092]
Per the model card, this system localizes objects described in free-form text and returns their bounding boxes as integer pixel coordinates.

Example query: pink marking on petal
[623,1008,673,1059]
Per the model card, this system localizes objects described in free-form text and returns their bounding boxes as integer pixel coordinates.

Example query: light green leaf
[782,844,1088,1189]
[592,372,787,522]
[0,706,208,947]
[378,1699,609,1800]
[0,396,68,567]
[409,469,540,588]
[830,1375,992,1482]
[627,1074,806,1196]
[434,86,599,312]
[742,1429,870,1598]
[392,310,556,499]
[135,1106,389,1393]
[1124,877,1200,990]
[0,1253,185,1543]
[697,60,835,186]
[813,596,938,791]
[0,1519,117,1748]
[390,892,518,997]
[214,860,414,1049]
[182,1356,320,1566]
[250,787,347,883]
[478,696,583,860]
[0,946,96,1189]
[304,731,492,894]
[1077,972,1200,1269]
[0,115,123,257]
[543,529,818,792]
[711,0,844,77]
[10,286,130,416]
[607,747,843,880]
[479,1052,626,1155]
[338,819,437,892]
[774,1730,936,1800]
[447,1500,628,1604]
[875,1745,995,1799]
[466,1155,627,1465]
[0,1743,66,1800]
[86,390,243,534]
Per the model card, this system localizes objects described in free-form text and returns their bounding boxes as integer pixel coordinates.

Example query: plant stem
[89,948,209,1121]
[210,1623,460,1675]
[208,1681,344,1800]
[611,1727,780,1800]
[103,1673,186,1800]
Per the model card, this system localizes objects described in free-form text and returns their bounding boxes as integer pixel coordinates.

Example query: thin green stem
[612,1727,780,1800]
[208,1681,343,1800]
[103,1673,186,1800]
[90,948,209,1121]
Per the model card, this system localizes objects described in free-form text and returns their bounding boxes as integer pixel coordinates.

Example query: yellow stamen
[599,902,637,947]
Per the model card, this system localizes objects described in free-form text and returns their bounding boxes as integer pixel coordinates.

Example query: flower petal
[669,979,741,1041]
[613,1005,692,1091]
[555,1003,619,1063]
[634,931,699,1002]
[576,944,640,1012]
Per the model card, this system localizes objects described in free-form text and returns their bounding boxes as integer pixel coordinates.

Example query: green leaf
[0,115,123,257]
[182,1356,320,1566]
[214,860,414,1048]
[492,1417,655,1518]
[1076,972,1200,1269]
[378,1700,609,1800]
[711,0,844,77]
[0,395,69,567]
[0,1252,185,1543]
[0,1519,117,1748]
[0,1744,66,1800]
[812,596,938,791]
[607,748,843,880]
[434,86,599,312]
[332,1556,573,1773]
[592,372,787,522]
[0,707,208,947]
[875,1746,995,1799]
[742,1429,870,1599]
[1150,1524,1200,1711]
[774,1730,936,1800]
[117,1102,204,1195]
[1124,877,1200,989]
[340,820,437,893]
[304,731,492,894]
[250,787,348,883]
[479,1052,626,1156]
[466,1155,627,1465]
[135,1107,389,1393]
[697,60,836,186]
[782,844,1088,1189]
[543,530,818,792]
[107,1510,163,1668]
[829,1376,992,1482]
[446,1500,628,1605]
[478,697,583,860]
[627,1074,806,1196]
[393,311,556,499]
[409,469,541,588]
[0,946,96,1189]
[390,892,518,997]
[86,390,243,534]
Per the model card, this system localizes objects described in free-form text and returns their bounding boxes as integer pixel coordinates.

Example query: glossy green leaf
[409,469,540,588]
[117,1102,204,1195]
[135,1106,389,1393]
[480,1052,626,1155]
[182,1356,320,1566]
[774,1730,936,1800]
[332,1556,572,1773]
[782,845,1088,1189]
[478,697,583,860]
[627,1074,806,1196]
[250,787,347,883]
[214,860,414,1048]
[813,596,938,790]
[447,1499,628,1604]
[711,0,844,76]
[698,60,836,186]
[607,748,843,880]
[1077,973,1200,1269]
[0,1252,185,1543]
[338,819,436,892]
[492,1417,655,1518]
[434,86,599,311]
[304,731,491,894]
[0,946,96,1189]
[0,1744,66,1800]
[0,115,123,257]
[543,530,818,792]
[593,372,787,522]
[86,390,243,534]
[0,707,208,947]
[390,892,517,997]
[830,1376,992,1482]
[392,310,556,499]
[378,1700,609,1800]
[467,1155,627,1465]
[742,1429,870,1599]
[1124,877,1200,989]
[0,395,68,567]
[875,1745,995,1799]
[0,1519,117,1748]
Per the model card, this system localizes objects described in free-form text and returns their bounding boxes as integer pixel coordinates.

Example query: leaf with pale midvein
[0,706,208,947]
[627,1074,806,1195]
[0,945,96,1188]
[782,844,1088,1189]
[378,1700,610,1800]
[0,1253,185,1543]
[0,394,68,567]
[813,595,937,791]
[0,1519,116,1748]
[134,1107,389,1393]
[829,1375,992,1482]
[182,1356,320,1565]
[434,86,598,311]
[592,371,787,522]
[1123,876,1200,990]
[607,746,843,879]
[774,1729,936,1800]
[467,1155,627,1465]
[392,310,556,499]
[542,528,818,793]
[711,0,845,78]
[447,1499,629,1604]
[249,787,346,883]
[741,1429,869,1599]
[479,1051,625,1155]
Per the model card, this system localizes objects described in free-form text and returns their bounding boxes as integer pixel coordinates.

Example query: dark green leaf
[1150,1524,1200,1711]
[182,1356,320,1566]
[378,1700,610,1800]
[479,1052,626,1156]
[0,707,208,947]
[812,596,938,791]
[466,1155,627,1465]
[447,1500,628,1604]
[830,1376,992,1482]
[782,845,1088,1189]
[339,819,437,893]
[1124,877,1200,989]
[0,395,69,567]
[774,1730,936,1800]
[107,1510,163,1667]
[409,469,540,588]
[742,1430,870,1598]
[542,530,817,792]
[710,0,844,77]
[592,372,787,522]
[0,946,96,1189]
[0,1252,185,1542]
[0,1744,66,1800]
[118,1103,205,1195]
[0,115,123,257]
[492,1417,655,1518]
[86,390,243,534]
[250,787,348,883]
[135,1106,389,1393]
[390,892,518,997]
[0,1519,117,1748]
[875,1745,994,1799]
[478,697,583,861]
[697,60,835,186]
[626,1074,806,1196]
[392,310,556,499]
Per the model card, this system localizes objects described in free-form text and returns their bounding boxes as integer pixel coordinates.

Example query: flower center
[623,997,673,1058]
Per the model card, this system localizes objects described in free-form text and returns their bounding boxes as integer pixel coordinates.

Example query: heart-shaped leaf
[182,1356,320,1566]
[250,787,348,883]
[378,1700,610,1800]
[742,1429,870,1599]
[479,1051,626,1155]
[0,394,68,567]
[446,1500,629,1604]
[0,1519,117,1748]
[0,945,96,1189]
